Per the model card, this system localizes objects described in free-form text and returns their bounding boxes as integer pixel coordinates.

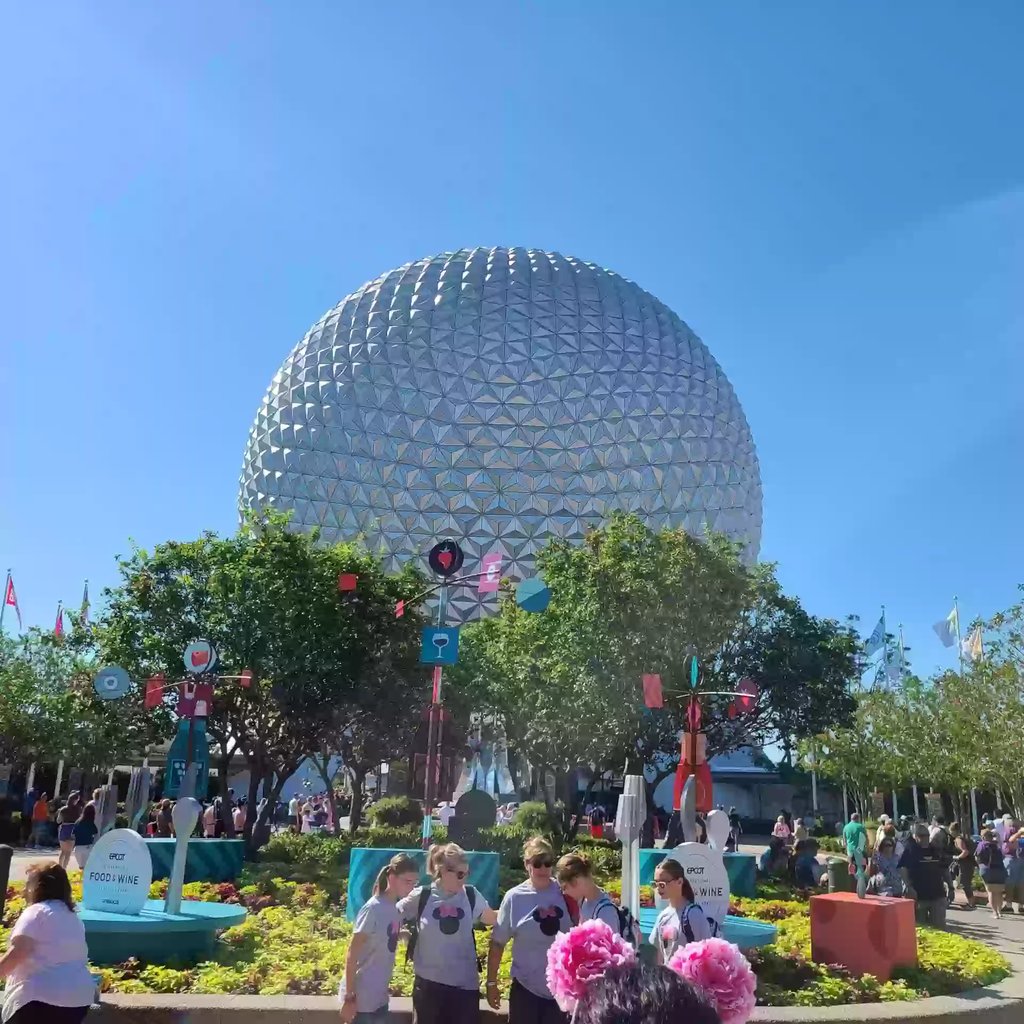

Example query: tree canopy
[96,511,429,844]
[451,512,859,838]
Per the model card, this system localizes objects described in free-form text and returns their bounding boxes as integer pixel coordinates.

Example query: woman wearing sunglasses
[487,836,570,1024]
[649,858,712,964]
[398,843,498,1024]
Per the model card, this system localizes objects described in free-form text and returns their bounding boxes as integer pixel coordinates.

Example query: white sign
[662,841,730,931]
[81,828,153,916]
[183,639,218,675]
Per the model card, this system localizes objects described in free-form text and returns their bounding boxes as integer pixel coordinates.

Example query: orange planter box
[809,892,917,981]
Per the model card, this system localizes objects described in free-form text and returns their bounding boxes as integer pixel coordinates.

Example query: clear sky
[2,2,1021,676]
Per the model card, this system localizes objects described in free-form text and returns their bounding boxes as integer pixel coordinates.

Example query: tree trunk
[348,764,367,832]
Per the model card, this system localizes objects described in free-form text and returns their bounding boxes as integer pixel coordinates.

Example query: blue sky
[2,2,1021,675]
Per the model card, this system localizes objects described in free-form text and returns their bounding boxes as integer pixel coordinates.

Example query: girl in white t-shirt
[0,863,96,1024]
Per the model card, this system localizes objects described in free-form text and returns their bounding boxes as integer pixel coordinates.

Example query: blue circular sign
[93,665,132,701]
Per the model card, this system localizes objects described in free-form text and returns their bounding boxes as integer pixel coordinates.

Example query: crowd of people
[340,836,727,1024]
[762,808,1024,929]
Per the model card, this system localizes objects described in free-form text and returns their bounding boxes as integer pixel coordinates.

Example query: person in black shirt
[899,824,947,928]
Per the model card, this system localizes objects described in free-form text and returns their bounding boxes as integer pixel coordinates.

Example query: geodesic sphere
[239,247,762,620]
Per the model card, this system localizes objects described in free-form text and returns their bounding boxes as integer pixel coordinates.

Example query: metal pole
[954,596,964,675]
[912,783,920,819]
[892,789,898,822]
[0,571,8,633]
[422,583,448,849]
[54,759,65,800]
[971,788,980,837]
[842,785,849,821]
[810,742,818,816]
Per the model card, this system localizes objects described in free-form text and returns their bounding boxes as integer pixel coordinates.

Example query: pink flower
[545,920,637,1013]
[668,938,757,1024]
[661,925,677,942]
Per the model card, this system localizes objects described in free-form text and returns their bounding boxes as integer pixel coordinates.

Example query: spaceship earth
[239,247,762,619]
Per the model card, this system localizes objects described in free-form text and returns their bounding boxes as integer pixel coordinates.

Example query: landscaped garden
[0,827,1010,1007]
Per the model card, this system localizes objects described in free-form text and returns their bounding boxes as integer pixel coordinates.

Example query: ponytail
[374,852,420,895]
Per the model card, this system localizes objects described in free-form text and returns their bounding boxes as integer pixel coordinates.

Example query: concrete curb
[90,974,1024,1024]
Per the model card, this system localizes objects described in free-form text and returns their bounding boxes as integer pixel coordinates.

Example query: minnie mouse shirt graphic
[398,884,485,992]
[492,881,570,998]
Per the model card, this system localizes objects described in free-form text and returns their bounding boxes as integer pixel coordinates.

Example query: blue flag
[864,616,885,657]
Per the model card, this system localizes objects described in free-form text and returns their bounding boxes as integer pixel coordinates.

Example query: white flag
[933,606,958,648]
[962,625,984,663]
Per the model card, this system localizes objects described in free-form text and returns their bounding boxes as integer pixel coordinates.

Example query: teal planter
[145,838,245,883]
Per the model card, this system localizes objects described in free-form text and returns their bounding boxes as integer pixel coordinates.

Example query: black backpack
[977,842,995,868]
[593,896,641,947]
[405,885,479,964]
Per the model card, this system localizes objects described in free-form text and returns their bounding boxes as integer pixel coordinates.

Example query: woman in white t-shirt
[0,862,96,1024]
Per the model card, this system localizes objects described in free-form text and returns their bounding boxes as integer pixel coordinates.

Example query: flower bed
[0,855,1010,1005]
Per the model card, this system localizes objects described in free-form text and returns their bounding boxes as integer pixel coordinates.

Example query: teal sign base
[639,849,757,898]
[80,898,246,965]
[637,907,775,950]
[145,838,245,883]
[347,847,499,921]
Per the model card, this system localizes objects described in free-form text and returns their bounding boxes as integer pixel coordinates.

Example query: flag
[395,599,405,618]
[962,625,984,663]
[54,602,64,637]
[478,552,502,594]
[80,580,90,626]
[144,675,165,709]
[884,645,903,682]
[3,575,22,631]
[641,673,663,709]
[864,616,886,657]
[933,606,958,648]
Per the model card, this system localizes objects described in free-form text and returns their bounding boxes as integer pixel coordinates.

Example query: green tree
[97,511,426,849]
[453,513,858,841]
[0,628,167,774]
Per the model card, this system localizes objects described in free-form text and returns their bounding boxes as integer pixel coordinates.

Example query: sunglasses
[444,866,468,880]
[530,858,553,869]
[654,878,681,890]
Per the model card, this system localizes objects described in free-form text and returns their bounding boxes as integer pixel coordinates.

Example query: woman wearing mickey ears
[398,843,498,1024]
[339,853,420,1024]
[487,836,570,1024]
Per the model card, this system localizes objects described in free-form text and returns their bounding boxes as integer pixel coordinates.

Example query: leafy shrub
[513,801,560,836]
[366,796,423,828]
[477,825,531,866]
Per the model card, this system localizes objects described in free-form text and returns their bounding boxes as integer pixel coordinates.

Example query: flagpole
[954,595,964,674]
[898,624,907,678]
[0,571,8,633]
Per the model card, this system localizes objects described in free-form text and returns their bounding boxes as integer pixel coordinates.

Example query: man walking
[843,812,869,898]
[899,823,948,928]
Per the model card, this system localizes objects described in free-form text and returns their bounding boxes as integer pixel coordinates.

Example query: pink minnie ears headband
[545,922,757,1024]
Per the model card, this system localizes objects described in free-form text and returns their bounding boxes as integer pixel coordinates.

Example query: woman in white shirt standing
[0,862,96,1023]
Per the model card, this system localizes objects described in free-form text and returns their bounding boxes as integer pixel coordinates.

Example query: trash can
[827,856,854,893]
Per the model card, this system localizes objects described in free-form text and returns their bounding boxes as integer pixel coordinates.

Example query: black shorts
[412,975,479,1024]
[508,979,569,1024]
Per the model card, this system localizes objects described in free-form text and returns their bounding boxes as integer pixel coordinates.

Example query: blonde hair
[523,835,554,863]
[555,852,592,884]
[373,852,420,895]
[429,842,468,879]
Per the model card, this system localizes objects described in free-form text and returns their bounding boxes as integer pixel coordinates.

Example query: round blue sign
[93,665,132,701]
